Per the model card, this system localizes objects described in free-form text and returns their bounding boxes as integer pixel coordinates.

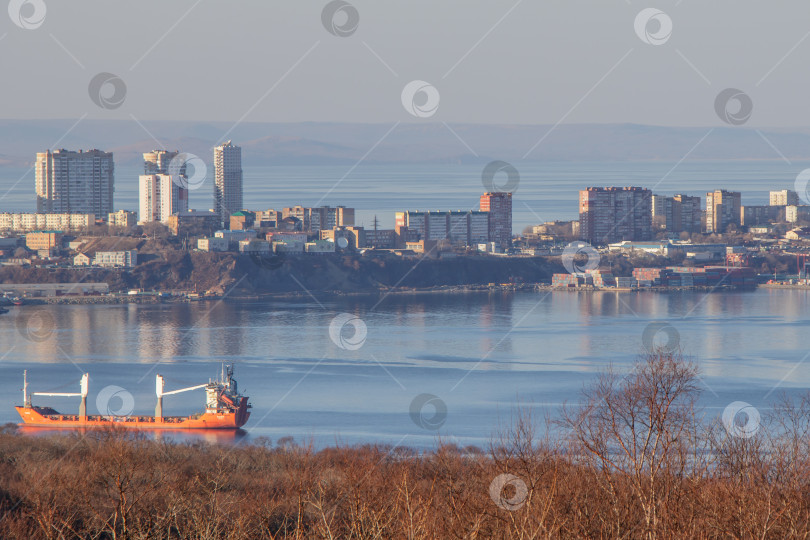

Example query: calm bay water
[1,288,808,448]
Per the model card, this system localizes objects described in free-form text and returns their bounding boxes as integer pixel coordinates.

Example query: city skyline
[16,144,810,240]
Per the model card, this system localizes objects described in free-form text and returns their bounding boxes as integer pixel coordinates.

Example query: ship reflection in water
[17,426,250,445]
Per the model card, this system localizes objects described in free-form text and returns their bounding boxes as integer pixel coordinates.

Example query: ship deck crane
[24,370,89,418]
[155,375,207,420]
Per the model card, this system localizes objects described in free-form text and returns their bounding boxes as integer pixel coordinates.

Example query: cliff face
[234,254,561,295]
[0,253,562,295]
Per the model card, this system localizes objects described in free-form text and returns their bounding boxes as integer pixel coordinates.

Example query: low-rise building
[786,227,810,241]
[0,213,95,233]
[25,231,63,257]
[319,227,359,250]
[608,240,674,256]
[229,210,256,231]
[197,237,229,252]
[237,239,271,254]
[215,229,257,246]
[364,229,397,249]
[305,240,336,253]
[272,239,305,253]
[478,242,503,253]
[405,240,439,254]
[681,243,727,261]
[73,252,91,266]
[73,253,92,266]
[108,210,137,228]
[266,231,307,244]
[94,250,137,268]
[608,240,727,260]
[0,282,109,297]
[749,226,773,235]
[167,210,221,236]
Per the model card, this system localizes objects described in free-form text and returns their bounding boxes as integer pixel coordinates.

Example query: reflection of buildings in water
[13,308,60,363]
[696,293,734,362]
[765,290,805,352]
[129,302,248,361]
[478,293,515,359]
[132,304,193,361]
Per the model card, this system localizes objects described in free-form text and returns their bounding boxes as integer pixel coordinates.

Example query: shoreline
[2,281,780,306]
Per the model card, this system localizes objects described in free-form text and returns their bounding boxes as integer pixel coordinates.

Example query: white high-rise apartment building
[139,174,188,223]
[143,150,180,175]
[36,149,114,215]
[214,141,243,225]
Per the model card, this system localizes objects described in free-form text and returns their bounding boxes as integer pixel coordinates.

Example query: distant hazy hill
[1,119,809,167]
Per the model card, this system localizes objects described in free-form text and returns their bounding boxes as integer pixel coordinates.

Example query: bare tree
[560,349,701,539]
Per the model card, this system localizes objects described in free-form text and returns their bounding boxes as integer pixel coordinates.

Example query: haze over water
[2,288,809,449]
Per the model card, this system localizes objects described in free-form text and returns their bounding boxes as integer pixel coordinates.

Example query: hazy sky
[2,0,809,127]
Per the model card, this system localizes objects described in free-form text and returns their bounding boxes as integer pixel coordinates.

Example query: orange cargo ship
[16,365,251,429]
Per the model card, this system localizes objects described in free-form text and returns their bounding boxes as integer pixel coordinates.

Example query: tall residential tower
[480,192,513,248]
[36,149,114,215]
[214,141,243,225]
[705,190,741,233]
[578,187,652,244]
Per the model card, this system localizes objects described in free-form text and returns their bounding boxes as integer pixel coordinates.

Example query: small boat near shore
[16,365,251,429]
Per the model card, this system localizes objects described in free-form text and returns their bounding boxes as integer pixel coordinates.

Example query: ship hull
[16,404,250,430]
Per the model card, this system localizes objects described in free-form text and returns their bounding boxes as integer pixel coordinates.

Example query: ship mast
[23,370,29,408]
[155,374,208,421]
[29,373,89,419]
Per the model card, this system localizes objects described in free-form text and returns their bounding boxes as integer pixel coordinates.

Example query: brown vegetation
[0,252,560,296]
[1,352,808,538]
